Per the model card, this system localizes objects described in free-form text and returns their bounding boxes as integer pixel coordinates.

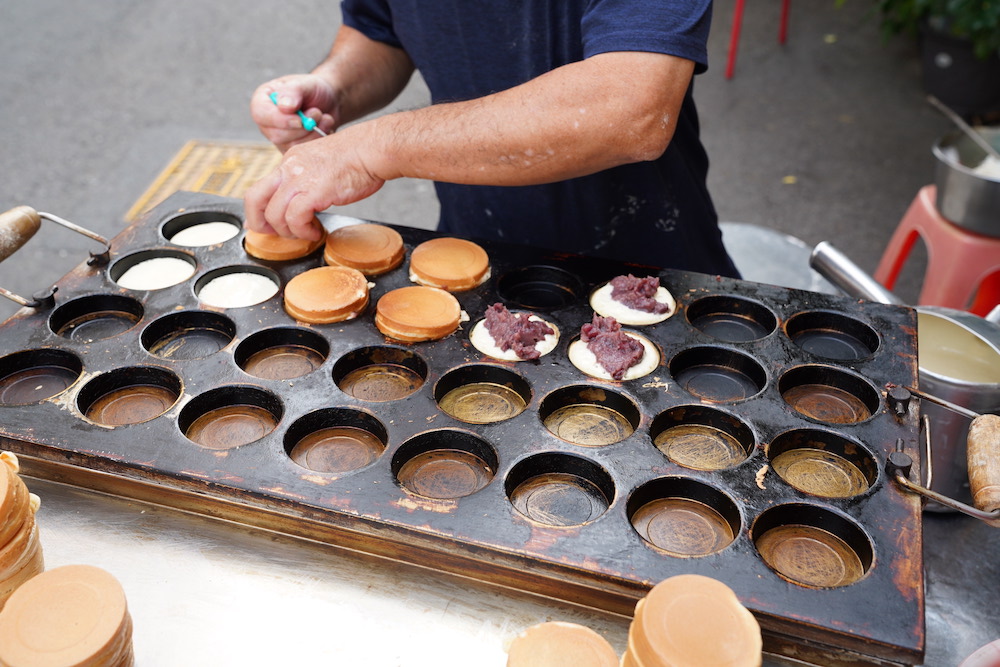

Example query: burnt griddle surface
[0,193,923,666]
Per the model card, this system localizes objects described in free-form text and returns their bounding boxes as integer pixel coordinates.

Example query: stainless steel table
[23,476,999,667]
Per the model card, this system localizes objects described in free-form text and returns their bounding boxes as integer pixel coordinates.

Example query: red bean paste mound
[580,314,644,380]
[610,274,670,314]
[484,303,554,360]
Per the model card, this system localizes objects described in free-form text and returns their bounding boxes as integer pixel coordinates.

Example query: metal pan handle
[809,241,903,305]
[0,205,111,309]
[0,206,42,263]
[888,395,1000,525]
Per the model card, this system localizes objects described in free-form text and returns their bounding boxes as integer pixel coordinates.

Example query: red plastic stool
[874,185,1000,316]
[726,0,792,79]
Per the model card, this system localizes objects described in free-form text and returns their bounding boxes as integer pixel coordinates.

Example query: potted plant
[869,0,1000,118]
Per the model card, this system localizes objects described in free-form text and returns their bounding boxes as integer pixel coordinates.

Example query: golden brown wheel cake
[0,565,134,667]
[0,516,39,575]
[506,621,619,667]
[632,574,762,667]
[409,237,490,291]
[375,285,462,342]
[283,266,370,324]
[0,456,30,547]
[0,539,45,613]
[324,223,405,276]
[244,228,326,261]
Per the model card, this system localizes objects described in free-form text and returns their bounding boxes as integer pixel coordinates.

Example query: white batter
[116,256,196,291]
[170,222,241,247]
[568,332,660,381]
[198,273,279,309]
[469,314,559,361]
[973,155,1000,180]
[589,283,675,326]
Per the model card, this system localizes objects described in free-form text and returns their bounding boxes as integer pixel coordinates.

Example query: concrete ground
[0,0,950,323]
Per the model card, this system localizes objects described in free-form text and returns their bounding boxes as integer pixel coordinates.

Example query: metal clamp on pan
[0,205,111,309]
[811,241,1000,524]
[886,386,1000,525]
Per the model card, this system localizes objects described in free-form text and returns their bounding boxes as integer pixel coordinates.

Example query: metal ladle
[927,94,1000,162]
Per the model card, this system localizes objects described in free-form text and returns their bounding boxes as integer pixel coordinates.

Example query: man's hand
[243,125,385,240]
[250,75,338,152]
[244,23,694,242]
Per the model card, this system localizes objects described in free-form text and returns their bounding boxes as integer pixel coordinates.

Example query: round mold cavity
[539,385,640,447]
[49,295,144,343]
[649,405,755,471]
[669,346,767,403]
[779,365,880,425]
[141,311,236,361]
[786,311,879,361]
[435,365,531,424]
[333,346,428,402]
[161,210,243,247]
[194,265,281,309]
[109,249,197,291]
[767,429,879,498]
[627,477,741,556]
[496,265,584,310]
[0,349,83,406]
[392,429,497,500]
[686,295,777,342]
[752,503,874,588]
[178,385,282,450]
[506,452,615,527]
[235,327,330,380]
[77,366,181,426]
[284,408,387,475]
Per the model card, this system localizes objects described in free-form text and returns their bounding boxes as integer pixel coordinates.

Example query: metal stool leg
[726,0,746,80]
[726,0,791,79]
[779,0,791,44]
[875,186,1000,315]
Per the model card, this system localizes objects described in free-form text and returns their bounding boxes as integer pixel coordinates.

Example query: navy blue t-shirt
[341,0,738,277]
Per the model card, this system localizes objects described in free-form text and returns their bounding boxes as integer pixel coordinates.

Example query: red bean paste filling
[610,274,670,314]
[484,303,554,360]
[580,314,644,380]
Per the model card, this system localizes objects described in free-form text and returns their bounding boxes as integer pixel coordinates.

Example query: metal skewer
[903,384,980,420]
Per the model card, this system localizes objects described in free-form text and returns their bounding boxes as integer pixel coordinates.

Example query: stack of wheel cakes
[620,575,761,667]
[0,453,42,610]
[505,575,761,667]
[506,621,619,667]
[0,452,135,666]
[0,565,135,667]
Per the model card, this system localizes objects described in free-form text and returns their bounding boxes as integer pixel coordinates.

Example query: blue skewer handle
[269,91,319,133]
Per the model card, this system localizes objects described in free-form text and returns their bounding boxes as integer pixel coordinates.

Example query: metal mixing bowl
[933,128,1000,237]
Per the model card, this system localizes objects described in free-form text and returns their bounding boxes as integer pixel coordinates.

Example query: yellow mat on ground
[125,140,280,221]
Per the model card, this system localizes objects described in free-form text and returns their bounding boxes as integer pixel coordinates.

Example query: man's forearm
[357,51,695,187]
[313,25,416,127]
[244,48,696,239]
